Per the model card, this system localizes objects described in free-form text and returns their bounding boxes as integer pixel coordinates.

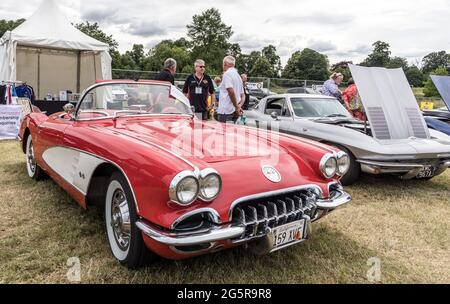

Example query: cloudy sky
[1,0,449,66]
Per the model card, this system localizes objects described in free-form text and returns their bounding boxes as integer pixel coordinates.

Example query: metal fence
[112,69,324,93]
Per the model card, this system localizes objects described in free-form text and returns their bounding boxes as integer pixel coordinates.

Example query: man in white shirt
[217,56,245,123]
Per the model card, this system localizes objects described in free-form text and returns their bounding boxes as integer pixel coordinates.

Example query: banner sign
[247,82,264,90]
[0,105,22,140]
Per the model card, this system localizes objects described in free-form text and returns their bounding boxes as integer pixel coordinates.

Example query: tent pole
[77,51,81,93]
[37,49,41,99]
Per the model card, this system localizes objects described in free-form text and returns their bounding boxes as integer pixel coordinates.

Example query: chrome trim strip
[357,159,425,168]
[170,208,221,230]
[136,220,245,246]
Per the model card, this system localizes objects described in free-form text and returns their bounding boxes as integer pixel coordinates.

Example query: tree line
[1,8,449,96]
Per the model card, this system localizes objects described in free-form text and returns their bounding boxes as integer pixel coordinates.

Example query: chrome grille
[231,189,318,243]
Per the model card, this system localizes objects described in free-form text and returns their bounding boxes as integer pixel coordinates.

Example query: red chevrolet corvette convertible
[19,80,351,268]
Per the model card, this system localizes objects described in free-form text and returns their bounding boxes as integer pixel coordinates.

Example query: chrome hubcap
[110,189,131,251]
[27,141,36,174]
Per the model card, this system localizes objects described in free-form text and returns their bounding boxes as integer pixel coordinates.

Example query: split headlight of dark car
[169,168,222,206]
[320,152,350,178]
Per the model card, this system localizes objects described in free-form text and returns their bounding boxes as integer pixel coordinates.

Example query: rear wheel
[25,135,46,180]
[105,172,153,268]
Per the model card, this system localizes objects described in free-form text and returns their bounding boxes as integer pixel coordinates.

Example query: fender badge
[262,165,281,183]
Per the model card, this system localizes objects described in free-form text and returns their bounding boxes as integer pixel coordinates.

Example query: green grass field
[0,140,449,284]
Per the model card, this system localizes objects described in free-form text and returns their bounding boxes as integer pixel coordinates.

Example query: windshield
[290,97,351,118]
[76,83,192,120]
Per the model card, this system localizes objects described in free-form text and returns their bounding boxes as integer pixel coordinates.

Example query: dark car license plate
[416,166,435,179]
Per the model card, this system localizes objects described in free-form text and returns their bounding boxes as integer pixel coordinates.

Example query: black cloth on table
[0,85,6,105]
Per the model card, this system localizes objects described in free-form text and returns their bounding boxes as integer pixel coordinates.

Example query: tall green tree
[361,41,391,67]
[405,65,425,87]
[262,45,282,77]
[423,67,449,97]
[0,18,25,37]
[421,51,450,74]
[125,44,145,69]
[250,57,275,78]
[387,56,409,70]
[236,51,261,75]
[143,40,191,74]
[282,48,329,80]
[187,8,233,74]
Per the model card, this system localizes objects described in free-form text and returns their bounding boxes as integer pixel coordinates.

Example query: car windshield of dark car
[76,83,192,119]
[290,97,351,118]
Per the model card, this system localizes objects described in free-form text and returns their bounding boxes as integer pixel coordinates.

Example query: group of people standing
[154,56,248,123]
[320,72,366,121]
[154,56,366,122]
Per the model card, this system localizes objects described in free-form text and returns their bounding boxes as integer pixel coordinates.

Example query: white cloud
[1,0,449,67]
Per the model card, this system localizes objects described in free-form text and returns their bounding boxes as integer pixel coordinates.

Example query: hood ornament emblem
[262,165,281,183]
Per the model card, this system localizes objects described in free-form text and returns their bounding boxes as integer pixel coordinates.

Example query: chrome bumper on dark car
[136,185,351,251]
[358,159,450,179]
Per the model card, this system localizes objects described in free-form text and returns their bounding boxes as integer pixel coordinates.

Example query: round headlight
[169,171,199,206]
[336,152,350,176]
[199,169,222,201]
[320,154,337,178]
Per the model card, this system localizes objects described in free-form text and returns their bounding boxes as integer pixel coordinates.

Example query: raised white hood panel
[349,64,430,141]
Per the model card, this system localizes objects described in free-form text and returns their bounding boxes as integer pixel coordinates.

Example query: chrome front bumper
[136,189,351,247]
[358,159,450,179]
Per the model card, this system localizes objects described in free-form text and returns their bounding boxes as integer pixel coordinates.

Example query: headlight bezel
[319,153,338,179]
[169,168,222,206]
[169,170,200,206]
[336,151,350,176]
[198,168,222,202]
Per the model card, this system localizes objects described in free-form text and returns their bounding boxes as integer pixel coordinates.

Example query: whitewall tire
[105,172,153,268]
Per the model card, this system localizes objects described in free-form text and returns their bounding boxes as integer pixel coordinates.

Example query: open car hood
[431,75,450,111]
[349,64,430,140]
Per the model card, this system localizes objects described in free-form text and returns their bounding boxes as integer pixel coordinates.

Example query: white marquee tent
[0,0,112,99]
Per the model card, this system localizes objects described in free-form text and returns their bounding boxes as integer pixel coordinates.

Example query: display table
[31,100,77,115]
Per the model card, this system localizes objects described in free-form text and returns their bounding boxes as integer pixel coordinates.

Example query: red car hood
[107,116,289,164]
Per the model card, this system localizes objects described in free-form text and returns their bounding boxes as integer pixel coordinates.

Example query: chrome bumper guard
[316,189,352,210]
[136,189,351,247]
[358,159,450,179]
[136,221,245,247]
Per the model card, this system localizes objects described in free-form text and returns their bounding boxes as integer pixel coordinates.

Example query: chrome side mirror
[63,103,75,114]
[270,111,279,120]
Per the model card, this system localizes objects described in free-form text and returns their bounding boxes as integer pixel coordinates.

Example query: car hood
[349,64,430,141]
[106,116,289,164]
[431,75,450,111]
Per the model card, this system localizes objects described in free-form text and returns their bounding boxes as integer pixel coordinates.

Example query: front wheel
[105,172,153,268]
[25,135,46,180]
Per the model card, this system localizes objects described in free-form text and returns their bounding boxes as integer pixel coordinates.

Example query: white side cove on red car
[42,147,105,195]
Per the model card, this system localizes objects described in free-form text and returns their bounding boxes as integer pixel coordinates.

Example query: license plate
[416,166,435,179]
[271,220,306,248]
